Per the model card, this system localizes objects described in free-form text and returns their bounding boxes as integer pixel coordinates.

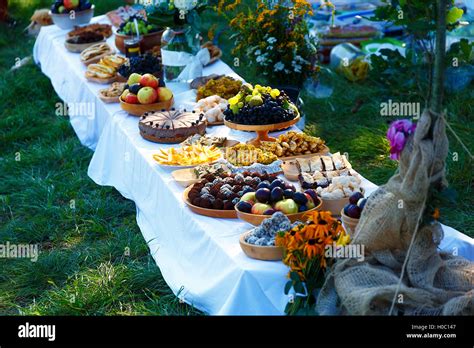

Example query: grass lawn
[0,0,472,315]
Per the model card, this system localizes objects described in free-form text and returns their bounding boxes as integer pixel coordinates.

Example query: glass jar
[160,25,200,83]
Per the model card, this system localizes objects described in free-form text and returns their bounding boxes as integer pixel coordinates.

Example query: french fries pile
[259,131,325,157]
[152,144,222,166]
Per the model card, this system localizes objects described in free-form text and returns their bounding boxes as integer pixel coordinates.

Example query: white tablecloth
[34,16,474,315]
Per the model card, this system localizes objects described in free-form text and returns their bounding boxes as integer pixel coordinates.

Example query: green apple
[157,87,173,102]
[127,73,142,86]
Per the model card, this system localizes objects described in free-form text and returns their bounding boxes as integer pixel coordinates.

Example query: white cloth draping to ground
[34,16,474,315]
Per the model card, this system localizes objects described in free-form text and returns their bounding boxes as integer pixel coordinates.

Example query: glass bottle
[160,12,200,83]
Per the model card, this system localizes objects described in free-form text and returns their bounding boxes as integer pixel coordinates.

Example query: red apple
[137,87,158,104]
[124,93,139,104]
[64,0,79,10]
[251,203,272,215]
[139,74,159,89]
[157,87,173,102]
[274,199,298,214]
[120,89,130,101]
[305,193,316,209]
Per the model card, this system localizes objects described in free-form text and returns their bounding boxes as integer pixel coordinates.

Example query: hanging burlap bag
[316,110,474,315]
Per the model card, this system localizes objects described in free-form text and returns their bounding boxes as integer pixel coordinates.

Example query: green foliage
[446,38,474,65]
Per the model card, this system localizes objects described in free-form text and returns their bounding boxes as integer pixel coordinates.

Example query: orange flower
[303,238,321,259]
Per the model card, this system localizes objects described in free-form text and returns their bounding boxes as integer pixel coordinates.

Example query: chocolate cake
[139,109,207,143]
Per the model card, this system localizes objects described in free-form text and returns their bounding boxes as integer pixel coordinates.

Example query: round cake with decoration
[139,108,207,143]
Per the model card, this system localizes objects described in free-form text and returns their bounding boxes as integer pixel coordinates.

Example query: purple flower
[386,119,416,161]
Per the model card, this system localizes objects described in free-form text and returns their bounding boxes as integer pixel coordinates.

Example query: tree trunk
[430,0,447,115]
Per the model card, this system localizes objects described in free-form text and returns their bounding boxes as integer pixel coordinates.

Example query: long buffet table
[33,15,474,315]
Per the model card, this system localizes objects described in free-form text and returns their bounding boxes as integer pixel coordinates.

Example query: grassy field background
[0,0,472,315]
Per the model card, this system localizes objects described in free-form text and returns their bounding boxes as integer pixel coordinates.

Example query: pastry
[80,43,114,62]
[195,95,228,124]
[85,63,116,80]
[225,144,277,167]
[260,131,326,157]
[68,24,113,38]
[99,55,128,69]
[139,109,207,144]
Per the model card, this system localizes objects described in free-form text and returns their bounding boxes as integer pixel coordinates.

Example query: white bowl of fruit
[50,1,94,30]
[120,73,174,116]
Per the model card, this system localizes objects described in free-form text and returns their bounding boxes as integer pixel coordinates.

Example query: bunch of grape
[223,84,299,125]
[118,53,164,82]
[118,15,159,36]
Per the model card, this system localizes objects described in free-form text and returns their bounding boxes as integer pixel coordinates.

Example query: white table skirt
[34,16,474,315]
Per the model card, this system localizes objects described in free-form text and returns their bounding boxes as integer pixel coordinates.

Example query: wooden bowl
[239,231,283,261]
[183,186,237,219]
[50,6,94,30]
[224,115,300,147]
[120,96,174,116]
[340,209,359,237]
[115,31,163,54]
[235,200,322,226]
[320,189,364,217]
[64,38,106,53]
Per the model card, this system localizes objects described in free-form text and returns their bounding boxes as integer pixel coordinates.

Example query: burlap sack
[316,110,474,315]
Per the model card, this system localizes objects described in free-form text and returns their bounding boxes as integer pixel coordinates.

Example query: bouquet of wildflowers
[276,210,350,315]
[216,0,318,87]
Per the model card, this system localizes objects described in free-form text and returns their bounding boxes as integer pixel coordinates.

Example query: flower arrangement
[276,210,350,315]
[146,0,210,28]
[386,119,417,160]
[216,0,318,87]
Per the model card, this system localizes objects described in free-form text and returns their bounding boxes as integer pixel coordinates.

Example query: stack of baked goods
[139,109,206,143]
[68,23,113,38]
[80,43,115,65]
[84,52,127,83]
[65,24,113,52]
[195,95,228,125]
[297,152,361,196]
[259,131,327,158]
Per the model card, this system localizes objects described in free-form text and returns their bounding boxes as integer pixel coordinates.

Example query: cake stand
[224,115,300,147]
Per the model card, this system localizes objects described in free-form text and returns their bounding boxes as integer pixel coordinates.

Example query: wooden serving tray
[183,186,237,219]
[235,199,322,226]
[98,93,120,103]
[120,96,174,116]
[206,120,224,126]
[239,231,283,261]
[64,39,105,53]
[224,115,300,147]
[85,74,117,84]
